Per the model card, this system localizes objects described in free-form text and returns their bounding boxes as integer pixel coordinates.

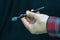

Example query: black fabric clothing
[0,0,60,40]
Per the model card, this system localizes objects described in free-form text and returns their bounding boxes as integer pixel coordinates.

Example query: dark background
[0,0,60,40]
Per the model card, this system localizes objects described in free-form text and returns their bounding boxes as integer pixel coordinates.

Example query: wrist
[44,15,49,33]
[39,14,49,34]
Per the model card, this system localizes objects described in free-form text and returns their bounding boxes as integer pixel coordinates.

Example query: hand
[21,10,49,34]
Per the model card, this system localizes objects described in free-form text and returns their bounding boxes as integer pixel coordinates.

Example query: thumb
[26,10,38,19]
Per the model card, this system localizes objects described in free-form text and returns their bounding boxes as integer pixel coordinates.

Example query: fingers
[26,10,38,19]
[21,17,31,30]
[36,11,40,14]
